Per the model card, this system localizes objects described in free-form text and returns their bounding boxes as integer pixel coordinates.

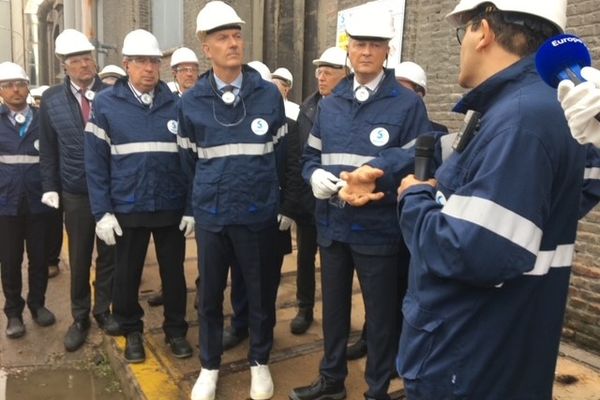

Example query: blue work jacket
[302,69,432,245]
[84,79,186,220]
[0,105,51,215]
[177,66,287,231]
[396,55,589,400]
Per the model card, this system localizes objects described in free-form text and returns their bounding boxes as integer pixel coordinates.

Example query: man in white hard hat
[29,85,49,108]
[168,47,200,96]
[272,67,300,122]
[341,1,598,398]
[0,62,57,339]
[279,47,348,337]
[394,61,448,133]
[289,7,431,400]
[38,28,118,352]
[84,29,193,364]
[180,2,286,400]
[98,64,126,86]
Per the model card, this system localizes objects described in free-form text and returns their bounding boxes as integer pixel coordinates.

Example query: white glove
[179,216,195,236]
[41,191,60,209]
[277,214,293,231]
[95,213,122,246]
[557,66,600,147]
[310,168,345,200]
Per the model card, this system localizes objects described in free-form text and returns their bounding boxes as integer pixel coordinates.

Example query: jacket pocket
[193,171,220,215]
[397,294,444,380]
[111,172,137,205]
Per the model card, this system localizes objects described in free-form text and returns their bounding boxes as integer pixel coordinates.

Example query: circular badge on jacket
[141,93,153,105]
[435,190,447,205]
[167,120,178,134]
[251,118,269,135]
[34,139,40,151]
[84,90,95,101]
[369,127,389,147]
[355,86,370,102]
[221,91,236,105]
[15,113,26,124]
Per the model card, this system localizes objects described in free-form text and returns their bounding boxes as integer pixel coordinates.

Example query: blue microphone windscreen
[536,34,592,88]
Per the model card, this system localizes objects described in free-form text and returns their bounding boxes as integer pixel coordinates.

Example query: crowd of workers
[1,0,600,399]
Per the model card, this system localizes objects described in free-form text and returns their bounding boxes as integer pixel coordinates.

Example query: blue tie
[18,111,32,138]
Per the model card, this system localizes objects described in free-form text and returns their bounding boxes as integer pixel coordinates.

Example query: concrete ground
[2,231,600,399]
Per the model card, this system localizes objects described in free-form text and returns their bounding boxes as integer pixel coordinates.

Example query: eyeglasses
[130,57,162,66]
[175,66,199,74]
[0,81,28,90]
[315,68,342,79]
[456,21,475,45]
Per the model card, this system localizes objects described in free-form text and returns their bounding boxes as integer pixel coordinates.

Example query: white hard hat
[29,85,50,98]
[98,64,126,79]
[271,67,293,86]
[122,29,162,57]
[196,1,245,34]
[346,7,394,40]
[0,62,30,82]
[395,62,427,92]
[446,0,566,33]
[170,47,199,67]
[312,47,347,68]
[248,61,272,82]
[55,29,95,57]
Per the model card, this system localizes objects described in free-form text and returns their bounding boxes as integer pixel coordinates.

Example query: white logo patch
[167,120,178,134]
[251,118,269,135]
[370,127,389,147]
[435,190,447,205]
[34,139,40,151]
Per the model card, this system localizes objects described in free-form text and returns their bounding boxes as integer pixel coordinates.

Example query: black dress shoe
[125,332,146,363]
[222,326,248,350]
[290,307,314,335]
[6,317,25,339]
[289,375,346,400]
[346,337,367,360]
[147,290,164,307]
[94,312,122,336]
[64,319,90,352]
[165,336,193,358]
[31,306,56,327]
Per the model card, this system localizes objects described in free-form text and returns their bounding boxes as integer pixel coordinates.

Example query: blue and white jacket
[302,69,432,246]
[396,55,590,400]
[84,79,186,220]
[0,105,52,215]
[177,66,287,231]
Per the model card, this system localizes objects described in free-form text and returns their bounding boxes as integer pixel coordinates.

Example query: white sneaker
[191,369,219,400]
[250,363,274,399]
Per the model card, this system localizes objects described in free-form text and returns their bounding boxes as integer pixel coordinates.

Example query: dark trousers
[0,209,52,318]
[112,224,187,338]
[319,241,399,399]
[229,261,249,333]
[47,207,63,266]
[62,192,114,321]
[197,225,280,369]
[296,221,318,309]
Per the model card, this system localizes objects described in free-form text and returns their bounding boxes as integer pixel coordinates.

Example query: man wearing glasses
[168,47,201,97]
[84,29,193,363]
[39,29,118,352]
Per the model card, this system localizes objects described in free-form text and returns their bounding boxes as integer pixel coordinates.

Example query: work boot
[48,264,60,278]
[124,332,145,363]
[165,336,193,358]
[64,318,90,352]
[31,306,56,327]
[147,289,164,307]
[222,326,248,350]
[250,363,274,399]
[289,375,346,400]
[94,311,122,336]
[191,369,219,400]
[6,316,25,339]
[346,337,367,360]
[290,307,313,335]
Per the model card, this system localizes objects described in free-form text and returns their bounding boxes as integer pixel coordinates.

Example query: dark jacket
[280,91,321,222]
[39,76,107,195]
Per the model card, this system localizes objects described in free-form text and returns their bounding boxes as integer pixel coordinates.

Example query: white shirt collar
[353,70,385,92]
[214,72,243,92]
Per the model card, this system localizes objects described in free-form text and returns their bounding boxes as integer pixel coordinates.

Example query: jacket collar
[453,55,537,114]
[191,65,266,99]
[332,68,405,102]
[112,78,175,109]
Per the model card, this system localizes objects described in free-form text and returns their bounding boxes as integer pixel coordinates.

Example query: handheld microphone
[535,33,600,122]
[414,135,436,181]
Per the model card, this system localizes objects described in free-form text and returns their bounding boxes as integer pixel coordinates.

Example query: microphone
[414,135,436,181]
[535,33,600,122]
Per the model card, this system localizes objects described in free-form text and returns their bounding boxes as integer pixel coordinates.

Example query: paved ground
[2,232,600,399]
